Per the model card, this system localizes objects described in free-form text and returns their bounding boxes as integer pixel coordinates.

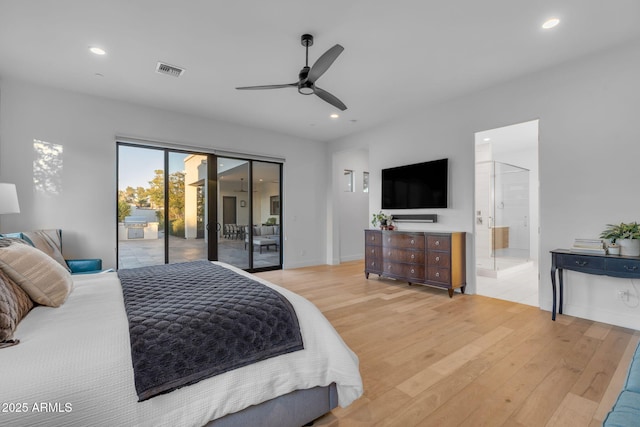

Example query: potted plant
[371,211,392,230]
[600,222,640,256]
[607,242,621,255]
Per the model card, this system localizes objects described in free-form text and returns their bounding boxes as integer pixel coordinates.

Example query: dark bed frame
[206,383,337,427]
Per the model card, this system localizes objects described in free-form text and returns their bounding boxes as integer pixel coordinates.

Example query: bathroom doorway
[474,120,539,306]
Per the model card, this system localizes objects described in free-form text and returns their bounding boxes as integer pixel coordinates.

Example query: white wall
[0,78,328,269]
[329,39,640,329]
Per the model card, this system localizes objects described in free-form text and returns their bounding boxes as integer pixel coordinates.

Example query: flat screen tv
[382,158,448,209]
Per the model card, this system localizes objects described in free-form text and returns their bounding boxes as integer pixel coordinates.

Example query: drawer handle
[624,265,638,271]
[371,262,375,266]
[388,251,392,256]
[410,239,415,244]
[371,249,375,254]
[435,240,440,246]
[411,254,415,259]
[411,268,415,274]
[575,260,588,266]
[388,237,391,243]
[435,272,440,278]
[388,265,392,270]
[435,256,440,262]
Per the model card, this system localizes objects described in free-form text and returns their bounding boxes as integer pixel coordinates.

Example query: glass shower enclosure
[475,161,530,274]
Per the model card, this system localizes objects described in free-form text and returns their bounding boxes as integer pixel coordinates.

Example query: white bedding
[0,262,363,427]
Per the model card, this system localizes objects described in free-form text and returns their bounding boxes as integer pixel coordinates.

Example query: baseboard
[553,302,640,330]
[283,259,325,269]
[340,254,364,263]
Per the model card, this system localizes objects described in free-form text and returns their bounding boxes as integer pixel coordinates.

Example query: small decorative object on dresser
[600,222,640,256]
[371,211,392,230]
[364,229,466,297]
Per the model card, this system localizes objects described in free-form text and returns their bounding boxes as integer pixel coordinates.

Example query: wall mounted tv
[382,158,448,209]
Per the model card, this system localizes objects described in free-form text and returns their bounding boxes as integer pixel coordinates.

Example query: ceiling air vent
[155,62,185,77]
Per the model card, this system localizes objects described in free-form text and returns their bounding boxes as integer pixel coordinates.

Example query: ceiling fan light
[298,84,315,95]
[542,17,560,29]
[89,46,106,55]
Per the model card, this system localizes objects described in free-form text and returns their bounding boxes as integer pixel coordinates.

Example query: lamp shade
[0,183,20,214]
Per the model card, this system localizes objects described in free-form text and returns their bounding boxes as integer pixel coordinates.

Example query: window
[344,169,354,192]
[363,171,369,193]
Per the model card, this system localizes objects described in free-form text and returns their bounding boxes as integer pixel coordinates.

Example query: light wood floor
[256,260,640,427]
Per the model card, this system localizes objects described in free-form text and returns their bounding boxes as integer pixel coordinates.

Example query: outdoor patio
[118,235,280,270]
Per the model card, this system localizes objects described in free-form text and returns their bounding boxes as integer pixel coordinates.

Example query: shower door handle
[487,216,493,229]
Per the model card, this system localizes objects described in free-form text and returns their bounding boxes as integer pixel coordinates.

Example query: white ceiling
[1,1,639,142]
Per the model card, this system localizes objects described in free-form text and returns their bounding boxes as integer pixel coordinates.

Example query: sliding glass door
[216,158,282,271]
[117,145,165,268]
[117,143,282,272]
[216,158,250,269]
[117,144,214,268]
[251,161,281,269]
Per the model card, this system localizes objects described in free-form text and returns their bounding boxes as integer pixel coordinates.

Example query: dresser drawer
[427,235,451,251]
[366,245,382,259]
[427,267,450,284]
[383,233,425,250]
[383,248,425,264]
[366,258,382,273]
[383,262,425,280]
[427,252,451,268]
[365,230,382,246]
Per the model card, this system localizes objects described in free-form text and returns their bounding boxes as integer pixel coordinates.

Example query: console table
[550,249,640,320]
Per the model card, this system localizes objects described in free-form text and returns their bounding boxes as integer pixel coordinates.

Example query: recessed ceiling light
[330,113,339,119]
[483,137,491,142]
[542,17,560,29]
[89,46,106,55]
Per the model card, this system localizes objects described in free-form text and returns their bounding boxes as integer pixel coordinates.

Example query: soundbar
[391,214,438,223]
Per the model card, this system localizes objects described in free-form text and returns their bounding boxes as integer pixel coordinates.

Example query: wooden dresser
[364,229,466,297]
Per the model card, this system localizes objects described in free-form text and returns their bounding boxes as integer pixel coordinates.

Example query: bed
[0,247,363,426]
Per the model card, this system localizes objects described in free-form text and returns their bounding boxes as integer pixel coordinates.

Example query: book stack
[570,238,606,255]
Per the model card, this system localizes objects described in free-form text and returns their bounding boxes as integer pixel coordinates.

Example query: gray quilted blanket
[118,260,304,401]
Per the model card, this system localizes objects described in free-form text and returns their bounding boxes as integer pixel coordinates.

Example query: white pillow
[0,242,73,307]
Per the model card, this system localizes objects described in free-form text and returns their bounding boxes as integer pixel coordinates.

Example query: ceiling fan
[236,34,347,111]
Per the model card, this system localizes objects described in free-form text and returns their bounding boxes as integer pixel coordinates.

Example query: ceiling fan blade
[236,83,297,90]
[314,86,347,111]
[307,44,344,83]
